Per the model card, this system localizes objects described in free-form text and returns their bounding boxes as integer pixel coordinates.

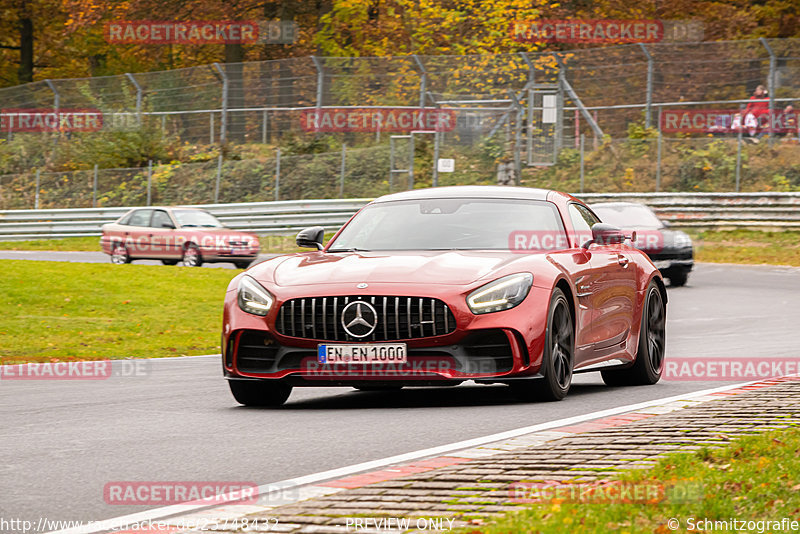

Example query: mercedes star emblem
[341,301,378,338]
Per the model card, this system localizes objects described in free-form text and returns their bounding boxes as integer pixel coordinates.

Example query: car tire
[234,261,253,269]
[161,259,179,266]
[110,243,131,264]
[668,270,688,287]
[229,380,292,407]
[601,280,666,387]
[182,244,203,267]
[512,288,574,402]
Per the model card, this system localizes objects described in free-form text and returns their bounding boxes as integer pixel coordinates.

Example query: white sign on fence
[542,95,557,124]
[437,158,455,173]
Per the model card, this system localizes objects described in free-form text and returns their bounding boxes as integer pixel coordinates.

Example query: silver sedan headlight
[674,232,693,248]
[237,275,274,316]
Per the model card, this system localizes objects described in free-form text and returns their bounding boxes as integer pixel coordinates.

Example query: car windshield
[591,204,664,229]
[328,198,567,251]
[172,210,223,228]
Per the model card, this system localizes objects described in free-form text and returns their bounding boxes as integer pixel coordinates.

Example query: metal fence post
[579,133,585,194]
[93,164,98,208]
[656,134,663,192]
[212,63,228,147]
[760,37,776,144]
[311,56,324,114]
[432,130,440,187]
[210,113,215,144]
[519,52,535,166]
[508,89,523,185]
[656,106,663,192]
[215,154,223,203]
[146,160,152,205]
[408,135,415,190]
[262,110,268,144]
[639,44,654,129]
[275,148,281,201]
[125,73,142,127]
[34,169,40,209]
[339,143,346,197]
[736,129,743,192]
[412,55,428,109]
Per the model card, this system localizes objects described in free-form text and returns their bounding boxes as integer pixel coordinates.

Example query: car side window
[128,209,153,227]
[151,210,173,228]
[568,204,599,246]
[118,212,133,225]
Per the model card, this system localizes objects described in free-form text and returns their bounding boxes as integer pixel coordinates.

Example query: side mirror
[296,226,325,250]
[583,223,626,248]
[661,220,671,228]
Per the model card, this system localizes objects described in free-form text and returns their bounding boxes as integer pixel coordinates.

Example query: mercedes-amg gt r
[221,186,667,406]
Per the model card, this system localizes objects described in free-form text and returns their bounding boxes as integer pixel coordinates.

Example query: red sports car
[100,207,260,268]
[222,186,666,406]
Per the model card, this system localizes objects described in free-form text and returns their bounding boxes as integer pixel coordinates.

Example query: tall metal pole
[579,134,585,194]
[760,38,777,144]
[735,129,743,192]
[262,110,268,144]
[520,52,535,166]
[639,44,654,129]
[412,55,428,109]
[275,148,281,201]
[432,130,440,187]
[408,135,415,190]
[125,73,142,126]
[212,63,228,148]
[215,154,223,203]
[146,160,152,206]
[656,106,663,192]
[311,56,324,130]
[34,169,40,209]
[93,164,98,208]
[339,143,347,197]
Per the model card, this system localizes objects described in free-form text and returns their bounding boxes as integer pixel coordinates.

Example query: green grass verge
[464,426,800,533]
[0,233,335,254]
[0,260,237,364]
[692,229,800,267]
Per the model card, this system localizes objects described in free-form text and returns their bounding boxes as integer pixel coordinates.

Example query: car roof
[126,206,206,211]
[371,185,563,203]
[588,201,651,209]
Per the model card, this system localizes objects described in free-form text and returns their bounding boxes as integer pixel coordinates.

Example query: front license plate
[318,344,407,364]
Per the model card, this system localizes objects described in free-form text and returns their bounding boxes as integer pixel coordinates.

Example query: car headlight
[467,273,533,314]
[237,275,274,316]
[674,232,692,248]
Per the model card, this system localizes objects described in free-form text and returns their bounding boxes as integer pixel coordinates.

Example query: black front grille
[275,296,457,342]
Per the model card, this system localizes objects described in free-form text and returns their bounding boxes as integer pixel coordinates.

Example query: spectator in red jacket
[744,85,770,136]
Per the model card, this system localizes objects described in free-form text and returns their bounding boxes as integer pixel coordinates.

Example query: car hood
[631,228,691,253]
[253,250,546,287]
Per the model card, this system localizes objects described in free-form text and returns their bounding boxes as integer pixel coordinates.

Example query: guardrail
[0,192,798,241]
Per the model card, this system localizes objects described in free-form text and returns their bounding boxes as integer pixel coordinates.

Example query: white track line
[48,378,773,534]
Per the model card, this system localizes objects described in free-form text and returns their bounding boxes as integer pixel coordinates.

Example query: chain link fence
[2,38,800,207]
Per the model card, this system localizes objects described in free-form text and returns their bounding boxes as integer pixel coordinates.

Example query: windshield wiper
[181,224,199,227]
[327,247,372,253]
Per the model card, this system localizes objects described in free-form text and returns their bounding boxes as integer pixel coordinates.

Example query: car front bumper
[221,283,552,386]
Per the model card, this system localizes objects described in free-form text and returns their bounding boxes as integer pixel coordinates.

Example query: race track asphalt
[1,262,799,526]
